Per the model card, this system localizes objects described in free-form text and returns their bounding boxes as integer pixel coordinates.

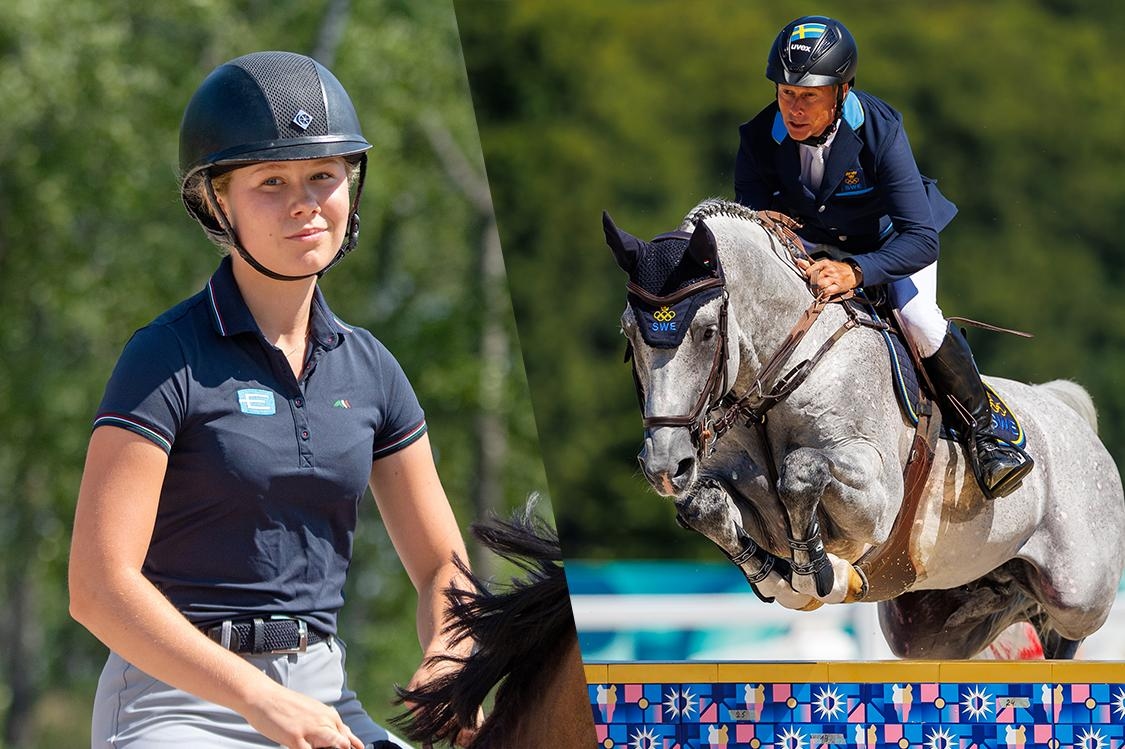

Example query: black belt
[204,617,326,654]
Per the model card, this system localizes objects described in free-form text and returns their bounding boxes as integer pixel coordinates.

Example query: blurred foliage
[453,1,1125,559]
[0,0,549,745]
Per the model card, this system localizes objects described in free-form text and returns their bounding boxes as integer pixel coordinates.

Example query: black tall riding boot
[922,323,1034,498]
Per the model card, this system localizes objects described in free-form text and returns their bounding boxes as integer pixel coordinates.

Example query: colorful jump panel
[585,662,1125,749]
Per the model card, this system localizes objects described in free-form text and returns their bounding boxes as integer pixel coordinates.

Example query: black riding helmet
[766,16,857,88]
[179,51,372,281]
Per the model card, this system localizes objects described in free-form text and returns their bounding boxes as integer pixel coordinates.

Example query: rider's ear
[687,219,719,272]
[603,210,643,273]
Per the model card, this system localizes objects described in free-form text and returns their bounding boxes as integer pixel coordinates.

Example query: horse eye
[701,326,717,341]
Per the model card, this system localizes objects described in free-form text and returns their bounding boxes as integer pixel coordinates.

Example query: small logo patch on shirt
[237,389,276,415]
[333,399,351,409]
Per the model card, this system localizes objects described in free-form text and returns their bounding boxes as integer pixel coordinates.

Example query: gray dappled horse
[606,198,1125,659]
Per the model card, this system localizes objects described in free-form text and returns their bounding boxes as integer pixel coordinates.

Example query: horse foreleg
[777,447,868,603]
[675,481,819,611]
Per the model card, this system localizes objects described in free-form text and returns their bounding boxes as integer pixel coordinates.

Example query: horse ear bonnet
[603,210,645,273]
[624,227,723,349]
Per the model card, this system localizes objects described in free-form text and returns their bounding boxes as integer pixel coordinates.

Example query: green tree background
[0,1,549,745]
[452,0,1125,559]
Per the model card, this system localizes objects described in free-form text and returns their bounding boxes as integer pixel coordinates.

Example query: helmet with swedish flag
[767,16,857,87]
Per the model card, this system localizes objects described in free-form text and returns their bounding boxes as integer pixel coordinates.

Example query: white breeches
[888,261,947,358]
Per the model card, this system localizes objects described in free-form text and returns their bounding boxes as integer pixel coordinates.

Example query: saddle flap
[880,318,1026,448]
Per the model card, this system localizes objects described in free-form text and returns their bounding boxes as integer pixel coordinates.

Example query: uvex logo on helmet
[179,51,373,281]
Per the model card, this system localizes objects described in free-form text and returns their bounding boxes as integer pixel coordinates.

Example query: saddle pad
[882,328,1026,448]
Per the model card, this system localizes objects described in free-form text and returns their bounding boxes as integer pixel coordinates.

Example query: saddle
[858,294,1027,449]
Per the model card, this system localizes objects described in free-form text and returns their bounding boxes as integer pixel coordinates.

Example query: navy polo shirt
[93,256,427,635]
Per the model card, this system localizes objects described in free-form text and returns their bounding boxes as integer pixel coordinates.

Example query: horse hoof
[842,564,869,603]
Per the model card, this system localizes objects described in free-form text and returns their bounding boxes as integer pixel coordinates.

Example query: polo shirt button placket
[293,390,313,467]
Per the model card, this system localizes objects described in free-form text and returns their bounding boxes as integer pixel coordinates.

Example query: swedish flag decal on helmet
[789,22,827,42]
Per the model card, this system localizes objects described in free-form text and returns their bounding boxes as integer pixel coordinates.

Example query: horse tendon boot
[922,322,1033,499]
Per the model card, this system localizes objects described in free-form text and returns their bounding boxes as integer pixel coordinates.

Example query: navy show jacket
[734,89,957,288]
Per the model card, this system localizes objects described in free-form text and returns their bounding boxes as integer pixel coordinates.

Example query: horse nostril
[674,457,695,479]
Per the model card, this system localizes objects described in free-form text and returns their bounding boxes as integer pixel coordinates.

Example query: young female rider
[734,16,1033,498]
[69,51,477,748]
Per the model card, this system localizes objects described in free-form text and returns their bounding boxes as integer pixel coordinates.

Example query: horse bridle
[626,214,872,464]
[626,269,730,454]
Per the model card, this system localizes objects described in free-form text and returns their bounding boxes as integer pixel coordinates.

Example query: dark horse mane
[391,501,576,747]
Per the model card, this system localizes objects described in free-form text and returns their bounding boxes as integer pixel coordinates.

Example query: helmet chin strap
[202,158,367,282]
[317,155,367,278]
[796,120,838,148]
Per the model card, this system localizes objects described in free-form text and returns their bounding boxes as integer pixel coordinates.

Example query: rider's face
[216,157,351,278]
[777,83,844,141]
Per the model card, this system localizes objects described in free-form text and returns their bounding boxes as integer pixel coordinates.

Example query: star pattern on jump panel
[589,677,1125,749]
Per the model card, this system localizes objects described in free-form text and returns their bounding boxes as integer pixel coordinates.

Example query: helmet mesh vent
[232,52,329,137]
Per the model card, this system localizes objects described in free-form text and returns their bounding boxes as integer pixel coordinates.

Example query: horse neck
[715,219,829,384]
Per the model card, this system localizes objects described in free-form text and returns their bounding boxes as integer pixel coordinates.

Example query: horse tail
[392,498,575,746]
[1037,379,1098,432]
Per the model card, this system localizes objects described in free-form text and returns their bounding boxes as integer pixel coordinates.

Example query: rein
[706,292,862,458]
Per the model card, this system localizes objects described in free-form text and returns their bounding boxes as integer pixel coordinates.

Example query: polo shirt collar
[309,288,348,350]
[205,256,348,350]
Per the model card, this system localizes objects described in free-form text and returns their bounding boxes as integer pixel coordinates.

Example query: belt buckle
[269,616,308,654]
